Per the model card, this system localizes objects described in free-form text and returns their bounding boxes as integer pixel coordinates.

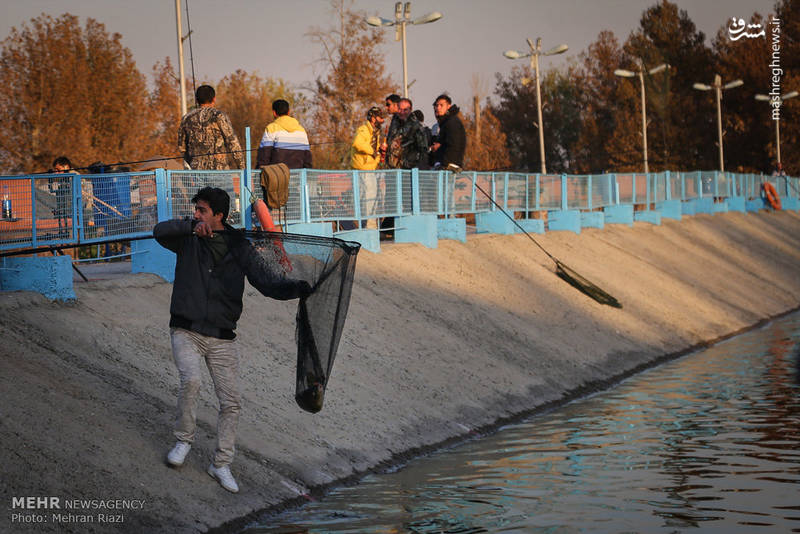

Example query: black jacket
[432,105,466,168]
[154,219,306,338]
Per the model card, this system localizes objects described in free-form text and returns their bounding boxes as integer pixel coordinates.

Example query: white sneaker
[166,442,191,467]
[207,464,239,493]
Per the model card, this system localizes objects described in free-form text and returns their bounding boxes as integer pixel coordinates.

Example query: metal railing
[2,168,799,253]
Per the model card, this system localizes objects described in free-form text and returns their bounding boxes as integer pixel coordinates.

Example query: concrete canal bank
[2,210,800,533]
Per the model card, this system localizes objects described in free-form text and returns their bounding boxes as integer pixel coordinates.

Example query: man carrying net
[153,187,310,493]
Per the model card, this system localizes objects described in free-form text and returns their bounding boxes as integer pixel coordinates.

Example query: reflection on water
[248,312,800,533]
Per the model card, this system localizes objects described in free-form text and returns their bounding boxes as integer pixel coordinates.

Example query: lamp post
[754,90,798,165]
[366,2,442,98]
[693,74,743,172]
[175,0,187,116]
[614,62,669,174]
[503,38,568,174]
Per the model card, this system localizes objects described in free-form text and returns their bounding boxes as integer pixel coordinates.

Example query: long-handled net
[239,230,361,412]
[453,168,621,308]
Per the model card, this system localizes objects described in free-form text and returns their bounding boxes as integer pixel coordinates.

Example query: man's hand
[193,221,214,238]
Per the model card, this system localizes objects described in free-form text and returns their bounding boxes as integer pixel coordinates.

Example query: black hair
[272,99,290,116]
[434,93,452,105]
[192,187,230,222]
[385,94,401,104]
[52,156,72,169]
[411,110,424,122]
[196,85,216,105]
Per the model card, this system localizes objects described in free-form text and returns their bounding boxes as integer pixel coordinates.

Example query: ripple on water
[248,312,800,533]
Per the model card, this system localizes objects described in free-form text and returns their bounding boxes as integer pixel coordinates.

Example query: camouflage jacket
[178,107,245,170]
[384,116,430,170]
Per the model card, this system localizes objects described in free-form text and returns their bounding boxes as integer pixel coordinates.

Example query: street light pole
[532,42,545,174]
[693,74,743,172]
[175,0,187,117]
[755,90,798,165]
[614,62,668,174]
[366,2,442,98]
[504,38,568,174]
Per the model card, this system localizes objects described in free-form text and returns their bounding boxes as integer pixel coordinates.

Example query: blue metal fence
[1,168,799,253]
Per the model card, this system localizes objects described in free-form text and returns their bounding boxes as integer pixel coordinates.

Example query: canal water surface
[247,311,800,533]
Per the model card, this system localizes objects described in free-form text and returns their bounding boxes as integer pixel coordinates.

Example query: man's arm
[352,125,374,156]
[177,122,190,166]
[218,114,245,169]
[153,219,195,252]
[232,239,311,300]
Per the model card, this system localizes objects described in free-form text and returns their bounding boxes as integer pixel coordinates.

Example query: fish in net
[240,230,360,413]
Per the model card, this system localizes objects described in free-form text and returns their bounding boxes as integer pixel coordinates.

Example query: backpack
[259,163,290,209]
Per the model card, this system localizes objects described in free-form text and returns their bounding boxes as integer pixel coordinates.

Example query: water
[247,312,800,533]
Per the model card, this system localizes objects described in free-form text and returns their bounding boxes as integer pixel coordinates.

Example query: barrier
[0,255,75,301]
[2,167,800,299]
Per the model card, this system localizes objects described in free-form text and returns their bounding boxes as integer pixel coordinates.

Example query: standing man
[431,94,466,170]
[256,99,312,169]
[154,187,308,493]
[178,85,245,170]
[384,98,430,170]
[381,94,402,164]
[351,106,385,229]
[50,156,75,236]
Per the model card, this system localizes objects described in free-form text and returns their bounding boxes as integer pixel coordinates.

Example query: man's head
[385,94,401,115]
[411,110,425,123]
[367,106,385,126]
[433,94,452,119]
[192,187,229,229]
[53,156,72,173]
[272,99,290,117]
[397,98,413,121]
[196,85,216,106]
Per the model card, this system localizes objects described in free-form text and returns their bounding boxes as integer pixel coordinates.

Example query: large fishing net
[239,230,360,413]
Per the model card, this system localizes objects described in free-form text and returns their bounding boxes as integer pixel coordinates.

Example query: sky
[1,0,779,121]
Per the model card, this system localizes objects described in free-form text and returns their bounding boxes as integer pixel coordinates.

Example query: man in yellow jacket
[350,106,385,229]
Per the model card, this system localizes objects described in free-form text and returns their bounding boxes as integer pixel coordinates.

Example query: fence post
[396,170,403,214]
[503,172,510,210]
[665,170,671,200]
[155,168,170,222]
[352,170,362,221]
[561,174,568,211]
[535,174,540,210]
[411,168,420,215]
[300,169,309,223]
[587,174,593,210]
[471,172,477,212]
[525,174,530,215]
[490,174,497,212]
[438,171,444,215]
[244,127,251,230]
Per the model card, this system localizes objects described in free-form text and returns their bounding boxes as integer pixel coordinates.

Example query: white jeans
[170,328,240,467]
[359,172,382,229]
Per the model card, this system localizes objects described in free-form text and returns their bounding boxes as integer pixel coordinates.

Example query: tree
[573,30,629,173]
[306,0,397,169]
[623,0,715,171]
[462,106,511,172]
[0,14,152,172]
[147,58,182,161]
[216,70,307,168]
[491,63,583,174]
